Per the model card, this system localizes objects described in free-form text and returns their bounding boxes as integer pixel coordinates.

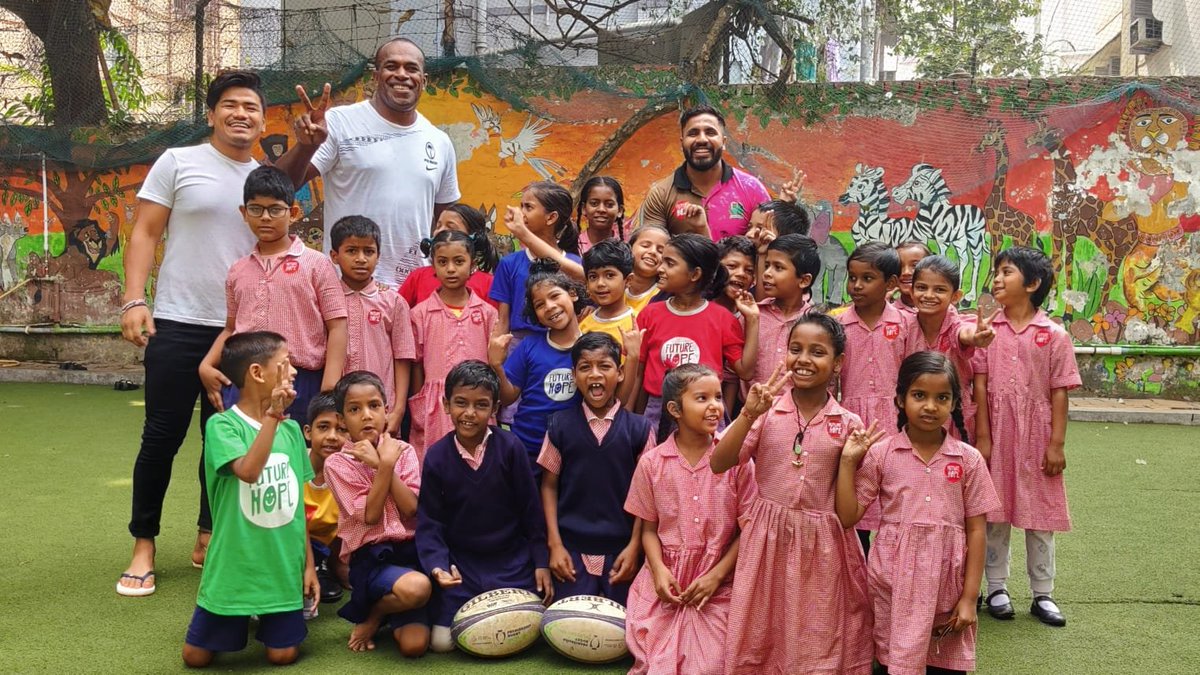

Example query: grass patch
[0,383,1196,673]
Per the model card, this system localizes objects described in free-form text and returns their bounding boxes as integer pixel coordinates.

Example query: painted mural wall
[1,76,1199,354]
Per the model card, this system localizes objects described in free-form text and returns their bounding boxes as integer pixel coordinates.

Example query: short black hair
[847,241,900,279]
[333,371,388,412]
[219,331,285,389]
[583,238,634,277]
[374,36,425,69]
[758,199,811,236]
[913,255,961,291]
[306,393,340,425]
[788,312,847,356]
[717,235,756,267]
[444,360,499,403]
[767,234,821,281]
[571,331,621,367]
[679,104,725,129]
[206,70,265,110]
[994,246,1054,307]
[330,215,381,250]
[243,165,295,206]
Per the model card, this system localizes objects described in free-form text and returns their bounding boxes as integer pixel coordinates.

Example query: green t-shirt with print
[198,406,314,616]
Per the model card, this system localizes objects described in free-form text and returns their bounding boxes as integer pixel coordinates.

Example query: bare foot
[191,531,210,568]
[348,618,380,652]
[118,538,156,594]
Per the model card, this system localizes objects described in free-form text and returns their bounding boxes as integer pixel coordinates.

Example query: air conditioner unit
[1129,17,1163,54]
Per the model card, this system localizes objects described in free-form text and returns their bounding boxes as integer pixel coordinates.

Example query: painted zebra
[892,163,987,301]
[838,163,927,247]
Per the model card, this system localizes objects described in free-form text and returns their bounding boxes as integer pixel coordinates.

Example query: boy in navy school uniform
[538,332,653,604]
[183,331,318,667]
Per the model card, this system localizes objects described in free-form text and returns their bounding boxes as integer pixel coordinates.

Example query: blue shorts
[339,541,429,630]
[222,366,322,426]
[185,606,306,652]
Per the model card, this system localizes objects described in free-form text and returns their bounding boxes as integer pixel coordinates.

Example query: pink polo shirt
[342,279,416,409]
[636,161,771,240]
[324,440,422,562]
[225,236,347,371]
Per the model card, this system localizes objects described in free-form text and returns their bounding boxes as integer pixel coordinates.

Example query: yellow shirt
[579,307,638,349]
[624,286,658,315]
[304,480,340,546]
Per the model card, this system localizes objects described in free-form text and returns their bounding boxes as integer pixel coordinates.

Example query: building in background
[1078,0,1199,76]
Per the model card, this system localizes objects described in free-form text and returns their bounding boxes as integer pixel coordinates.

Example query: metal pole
[40,152,48,255]
[194,0,213,123]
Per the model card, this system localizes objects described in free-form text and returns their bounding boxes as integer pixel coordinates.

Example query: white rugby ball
[540,594,628,664]
[451,587,545,658]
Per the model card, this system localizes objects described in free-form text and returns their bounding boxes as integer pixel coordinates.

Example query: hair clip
[419,237,434,257]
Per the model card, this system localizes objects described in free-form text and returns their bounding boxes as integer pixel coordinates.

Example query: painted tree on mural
[880,0,1047,78]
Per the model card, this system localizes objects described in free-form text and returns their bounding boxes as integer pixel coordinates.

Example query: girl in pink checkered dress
[624,364,756,675]
[836,351,1000,675]
[409,230,498,460]
[713,313,874,674]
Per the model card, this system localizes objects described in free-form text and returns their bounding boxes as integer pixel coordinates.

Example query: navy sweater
[546,405,652,554]
[416,427,549,574]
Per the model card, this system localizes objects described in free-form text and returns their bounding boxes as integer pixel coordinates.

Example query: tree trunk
[442,0,457,57]
[0,0,108,125]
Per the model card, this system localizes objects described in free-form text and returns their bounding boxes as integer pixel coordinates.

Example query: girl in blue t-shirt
[488,260,585,468]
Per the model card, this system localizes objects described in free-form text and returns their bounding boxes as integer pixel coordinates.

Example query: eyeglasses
[245,204,290,218]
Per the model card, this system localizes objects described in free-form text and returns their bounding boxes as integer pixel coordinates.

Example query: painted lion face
[1127,107,1187,158]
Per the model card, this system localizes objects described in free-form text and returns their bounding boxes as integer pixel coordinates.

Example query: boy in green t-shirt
[183,331,318,668]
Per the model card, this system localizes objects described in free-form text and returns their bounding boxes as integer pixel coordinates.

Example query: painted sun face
[1128,107,1187,157]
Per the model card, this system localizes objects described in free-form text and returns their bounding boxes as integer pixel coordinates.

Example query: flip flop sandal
[116,570,156,597]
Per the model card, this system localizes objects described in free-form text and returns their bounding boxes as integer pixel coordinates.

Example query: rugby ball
[451,588,545,658]
[540,595,628,663]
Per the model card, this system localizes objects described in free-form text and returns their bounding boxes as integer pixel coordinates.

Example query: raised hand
[841,420,885,463]
[293,83,332,147]
[971,307,1001,348]
[504,205,530,241]
[742,362,787,420]
[376,432,402,466]
[733,289,760,319]
[779,170,806,203]
[488,325,514,369]
[266,361,296,419]
[621,327,645,362]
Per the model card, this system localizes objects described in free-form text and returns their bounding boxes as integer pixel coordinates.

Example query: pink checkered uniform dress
[623,435,757,675]
[342,279,416,411]
[324,441,422,563]
[837,302,914,530]
[853,432,1000,675]
[971,310,1080,531]
[725,393,874,675]
[408,290,497,461]
[225,236,347,371]
[906,307,978,440]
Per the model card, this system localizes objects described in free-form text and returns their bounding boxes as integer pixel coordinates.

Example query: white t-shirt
[137,144,258,327]
[311,101,460,286]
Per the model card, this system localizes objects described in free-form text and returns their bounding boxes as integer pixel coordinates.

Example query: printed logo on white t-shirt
[543,368,576,401]
[660,337,700,368]
[239,452,299,528]
[424,141,438,171]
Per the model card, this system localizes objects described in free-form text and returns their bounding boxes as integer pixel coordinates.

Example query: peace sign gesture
[293,83,332,148]
[741,362,788,421]
[970,306,1002,348]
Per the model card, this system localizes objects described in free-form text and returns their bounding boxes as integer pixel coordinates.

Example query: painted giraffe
[1025,119,1138,306]
[892,164,988,302]
[838,163,924,247]
[974,119,1039,258]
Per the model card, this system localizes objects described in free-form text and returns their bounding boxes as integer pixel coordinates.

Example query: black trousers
[128,319,222,538]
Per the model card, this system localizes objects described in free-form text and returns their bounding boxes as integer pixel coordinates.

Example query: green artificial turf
[0,383,1196,674]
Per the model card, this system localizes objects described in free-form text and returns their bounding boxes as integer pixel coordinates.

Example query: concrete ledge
[0,364,144,387]
[1069,397,1200,426]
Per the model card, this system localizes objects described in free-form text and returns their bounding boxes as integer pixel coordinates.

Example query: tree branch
[569,97,678,198]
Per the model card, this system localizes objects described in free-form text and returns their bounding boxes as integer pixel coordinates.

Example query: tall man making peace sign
[277,37,460,286]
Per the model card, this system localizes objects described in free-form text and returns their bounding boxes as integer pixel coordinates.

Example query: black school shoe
[985,589,1015,620]
[317,562,344,604]
[1031,595,1067,627]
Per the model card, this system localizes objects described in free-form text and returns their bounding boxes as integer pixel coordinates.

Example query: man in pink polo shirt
[636,105,770,240]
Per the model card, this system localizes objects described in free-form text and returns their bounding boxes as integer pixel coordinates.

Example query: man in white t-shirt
[277,37,460,287]
[116,72,265,597]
